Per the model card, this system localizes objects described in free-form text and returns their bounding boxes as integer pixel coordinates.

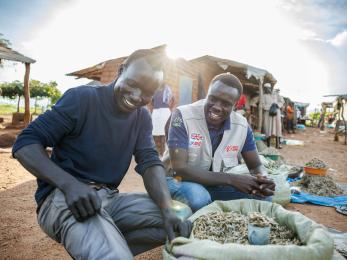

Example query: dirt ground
[0,115,346,259]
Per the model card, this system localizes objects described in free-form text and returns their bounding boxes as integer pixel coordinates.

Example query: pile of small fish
[266,159,283,173]
[305,158,327,169]
[300,174,345,197]
[193,211,301,245]
[248,212,270,227]
[256,140,268,153]
[260,147,280,156]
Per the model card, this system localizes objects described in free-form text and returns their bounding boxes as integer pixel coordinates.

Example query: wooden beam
[257,78,264,131]
[23,62,30,126]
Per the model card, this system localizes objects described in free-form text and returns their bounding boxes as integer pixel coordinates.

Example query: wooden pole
[24,62,30,126]
[257,78,264,131]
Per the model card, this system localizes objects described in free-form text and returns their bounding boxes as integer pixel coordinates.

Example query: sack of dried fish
[163,199,334,260]
[192,211,299,245]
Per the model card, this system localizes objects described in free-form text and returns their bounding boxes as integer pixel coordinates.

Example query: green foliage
[0,81,24,99]
[309,112,321,121]
[44,81,61,105]
[0,80,61,101]
[0,79,62,113]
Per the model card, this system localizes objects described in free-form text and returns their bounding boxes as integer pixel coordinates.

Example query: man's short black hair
[121,49,165,73]
[210,73,243,98]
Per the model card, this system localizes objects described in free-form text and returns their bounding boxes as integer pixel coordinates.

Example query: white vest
[178,99,248,173]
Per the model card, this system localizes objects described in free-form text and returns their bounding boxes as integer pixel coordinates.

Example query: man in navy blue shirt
[166,73,275,212]
[13,49,191,259]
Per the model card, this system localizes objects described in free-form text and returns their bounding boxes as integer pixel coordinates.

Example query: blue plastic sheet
[291,192,347,207]
[290,180,347,207]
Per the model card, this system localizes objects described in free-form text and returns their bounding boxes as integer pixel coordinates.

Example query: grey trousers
[37,188,166,260]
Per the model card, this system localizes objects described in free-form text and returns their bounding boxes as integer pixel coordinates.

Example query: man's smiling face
[114,57,163,113]
[204,80,240,128]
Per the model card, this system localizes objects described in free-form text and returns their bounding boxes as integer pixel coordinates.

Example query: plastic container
[171,200,193,221]
[272,175,291,206]
[248,224,270,245]
[264,154,280,161]
[254,133,266,141]
[304,166,328,176]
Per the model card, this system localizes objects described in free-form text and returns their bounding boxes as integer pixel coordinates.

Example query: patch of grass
[0,104,43,115]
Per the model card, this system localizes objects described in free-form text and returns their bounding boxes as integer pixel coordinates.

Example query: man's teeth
[210,112,220,119]
[124,98,136,108]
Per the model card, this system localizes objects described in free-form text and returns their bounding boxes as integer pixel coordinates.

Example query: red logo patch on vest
[225,145,239,152]
[189,133,204,148]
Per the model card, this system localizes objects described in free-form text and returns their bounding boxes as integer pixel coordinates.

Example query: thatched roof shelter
[0,45,36,126]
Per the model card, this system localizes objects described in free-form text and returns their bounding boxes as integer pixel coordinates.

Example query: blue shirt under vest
[12,82,163,206]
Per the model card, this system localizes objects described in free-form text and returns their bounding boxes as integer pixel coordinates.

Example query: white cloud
[328,30,347,47]
[1,0,345,110]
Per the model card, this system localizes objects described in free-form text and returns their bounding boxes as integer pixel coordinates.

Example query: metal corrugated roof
[0,46,36,64]
[191,55,277,86]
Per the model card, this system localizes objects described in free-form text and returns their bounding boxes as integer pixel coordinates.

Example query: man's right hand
[61,181,102,222]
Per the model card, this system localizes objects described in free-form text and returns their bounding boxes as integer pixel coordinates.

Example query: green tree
[1,79,62,113]
[30,80,46,114]
[0,80,24,112]
[44,81,61,106]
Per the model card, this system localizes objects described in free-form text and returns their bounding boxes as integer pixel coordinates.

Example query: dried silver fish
[299,174,345,197]
[192,211,301,246]
[305,158,327,168]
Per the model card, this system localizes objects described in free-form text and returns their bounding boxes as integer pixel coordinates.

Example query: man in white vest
[166,73,275,212]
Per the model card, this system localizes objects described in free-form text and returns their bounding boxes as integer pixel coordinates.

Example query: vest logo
[225,145,239,152]
[189,133,204,148]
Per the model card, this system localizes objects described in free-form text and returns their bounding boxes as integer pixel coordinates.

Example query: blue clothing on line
[167,109,256,155]
[12,82,163,206]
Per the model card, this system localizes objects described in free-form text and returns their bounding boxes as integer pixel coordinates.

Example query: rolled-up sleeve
[134,109,164,175]
[12,88,80,156]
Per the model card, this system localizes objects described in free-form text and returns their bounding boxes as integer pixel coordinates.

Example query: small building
[67,45,279,153]
[67,45,202,107]
[0,45,36,126]
[67,46,277,123]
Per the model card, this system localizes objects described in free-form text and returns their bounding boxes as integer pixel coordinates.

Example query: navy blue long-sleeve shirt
[12,82,163,205]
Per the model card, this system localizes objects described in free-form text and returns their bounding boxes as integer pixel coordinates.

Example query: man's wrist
[249,165,268,177]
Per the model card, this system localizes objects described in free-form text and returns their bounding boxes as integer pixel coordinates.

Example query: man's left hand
[161,208,192,242]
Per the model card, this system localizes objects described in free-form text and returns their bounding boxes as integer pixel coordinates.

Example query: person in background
[12,49,191,259]
[150,82,175,156]
[261,85,284,148]
[318,106,326,130]
[165,73,275,212]
[235,93,247,115]
[296,108,301,124]
[286,102,295,134]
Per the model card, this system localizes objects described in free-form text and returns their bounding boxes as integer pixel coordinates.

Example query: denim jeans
[167,177,271,212]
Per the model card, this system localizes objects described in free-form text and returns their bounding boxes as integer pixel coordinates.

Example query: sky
[0,0,346,110]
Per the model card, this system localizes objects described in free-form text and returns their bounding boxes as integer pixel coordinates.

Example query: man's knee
[189,195,212,212]
[186,187,212,212]
[169,181,212,212]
